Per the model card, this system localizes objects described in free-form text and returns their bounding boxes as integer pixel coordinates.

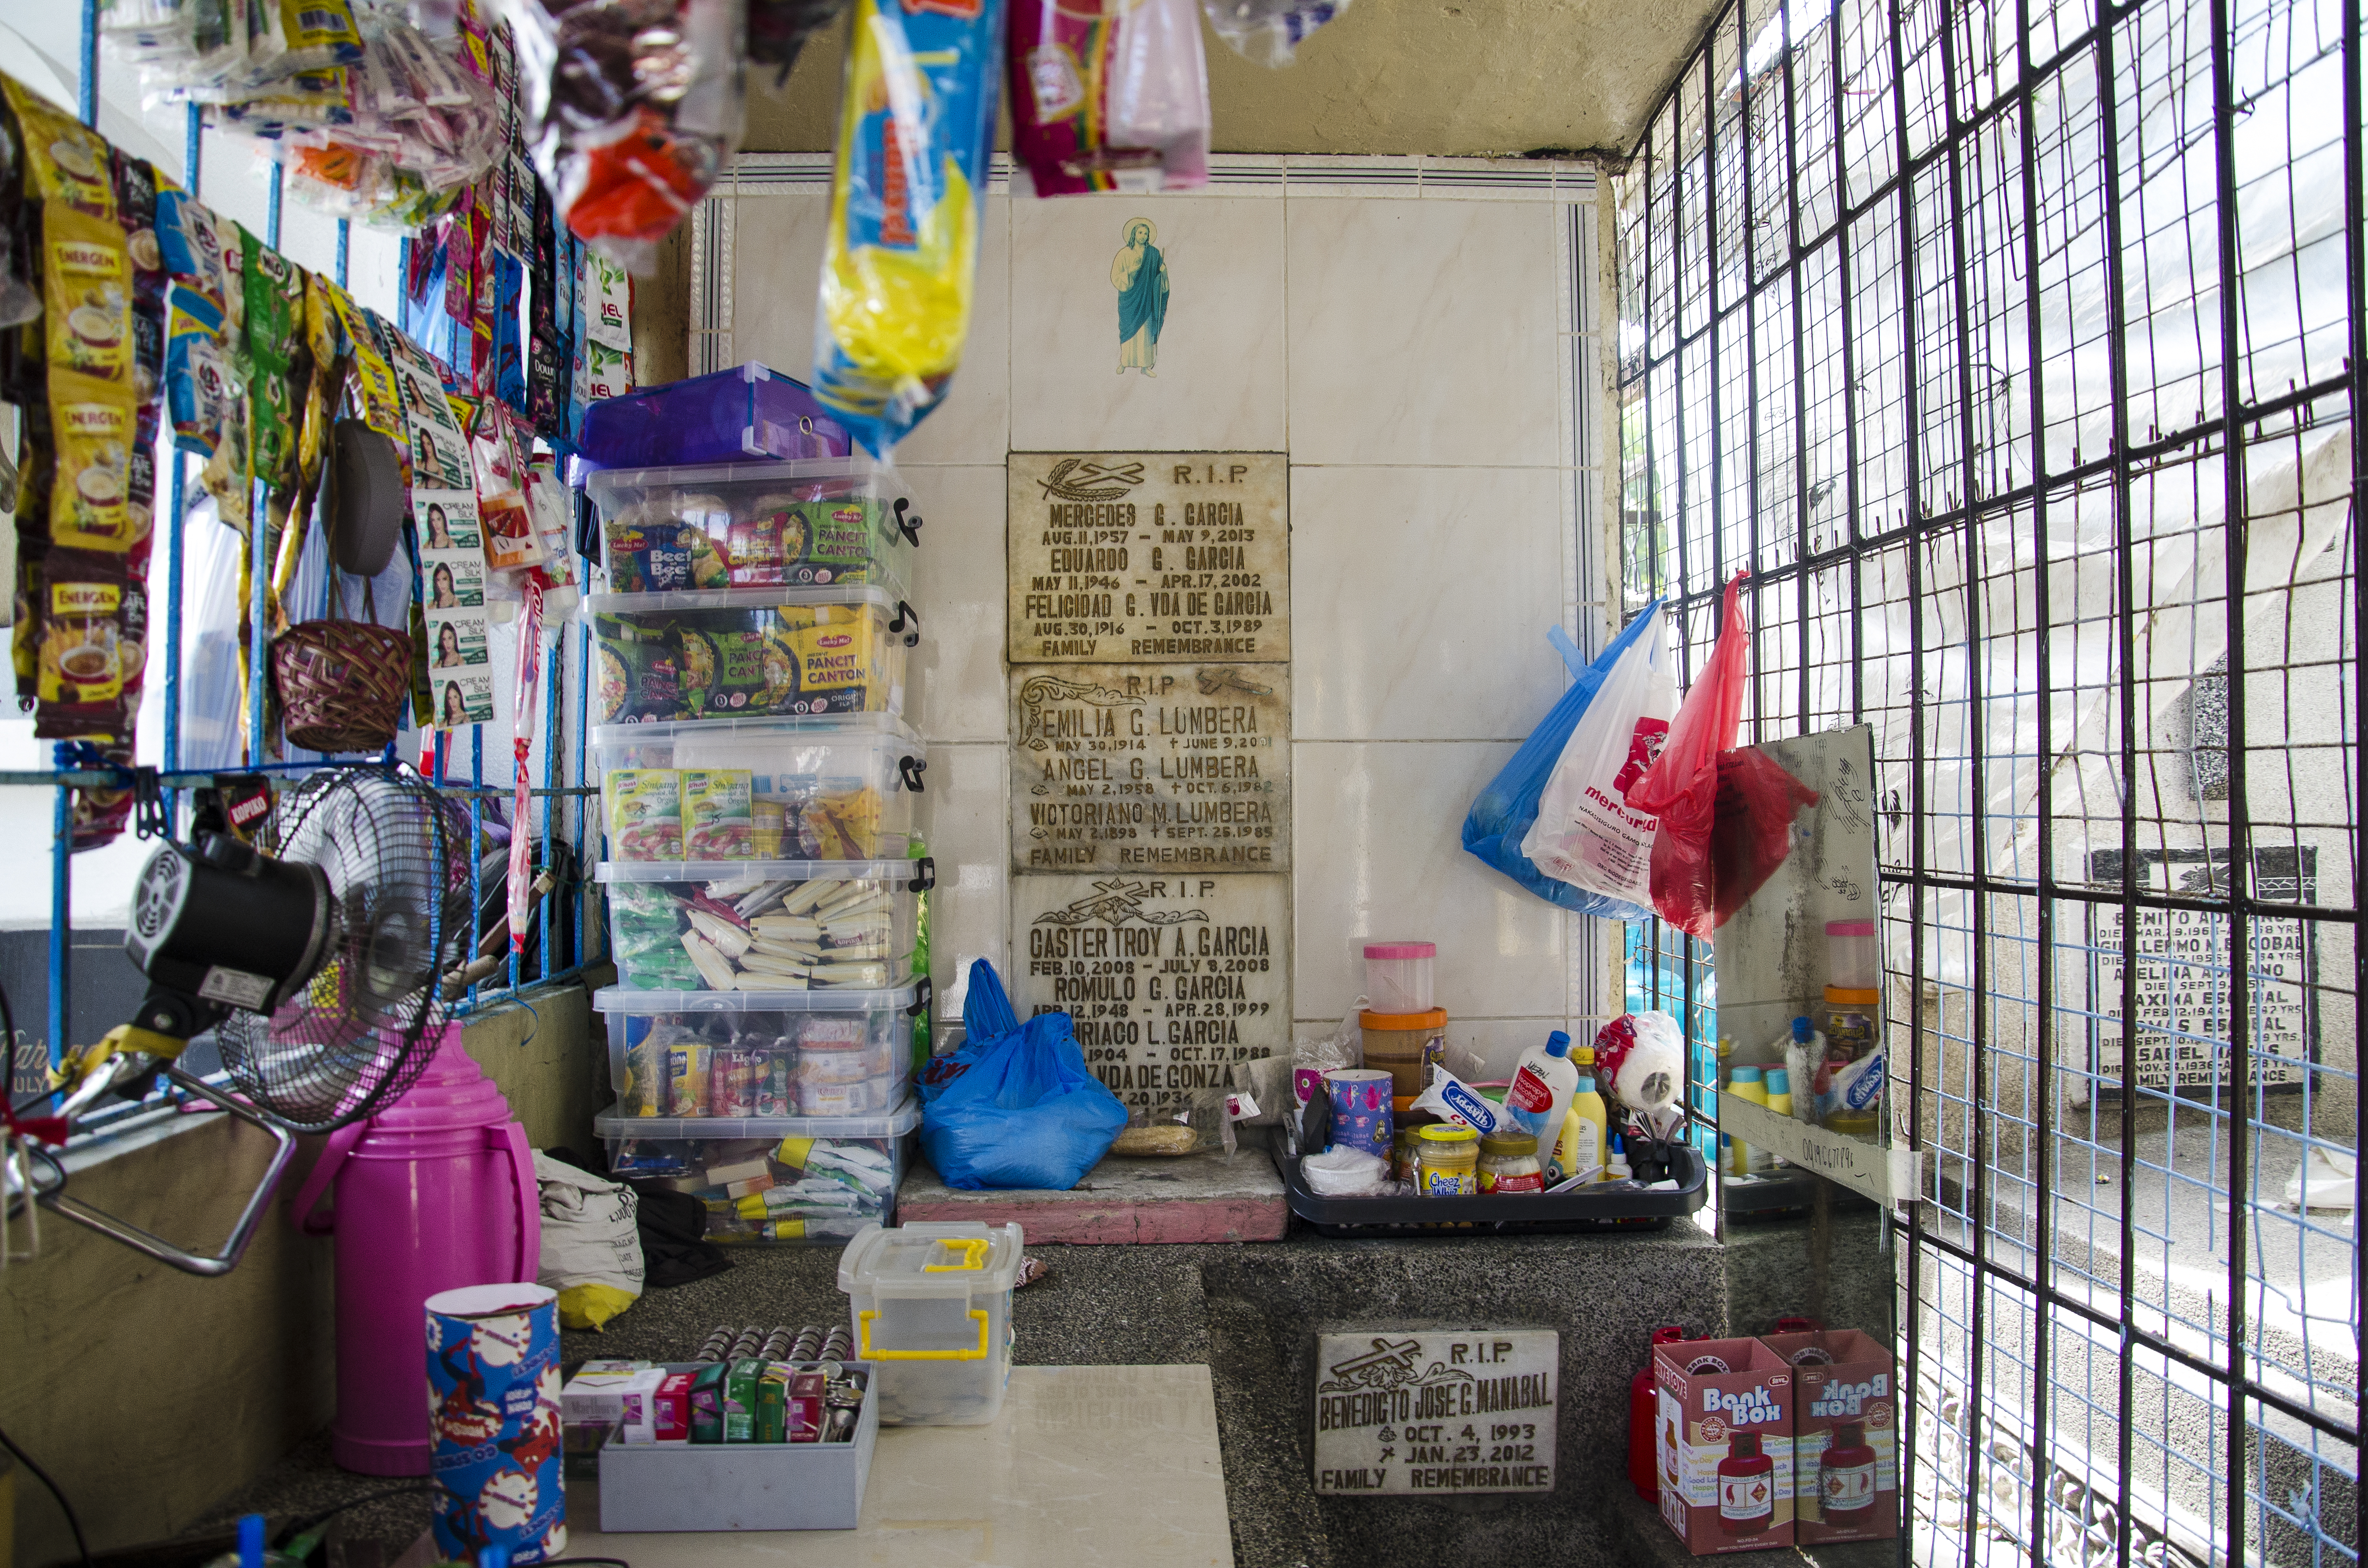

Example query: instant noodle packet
[814,0,1006,456]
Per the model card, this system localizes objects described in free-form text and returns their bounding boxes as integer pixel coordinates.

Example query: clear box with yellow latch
[836,1221,1024,1425]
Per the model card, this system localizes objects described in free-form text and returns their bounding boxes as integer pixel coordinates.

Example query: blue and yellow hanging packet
[813,0,1007,457]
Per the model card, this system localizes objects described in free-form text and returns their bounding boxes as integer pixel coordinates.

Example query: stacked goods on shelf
[584,446,927,1243]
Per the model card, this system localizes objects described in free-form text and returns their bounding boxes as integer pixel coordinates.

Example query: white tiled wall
[715,158,1607,1078]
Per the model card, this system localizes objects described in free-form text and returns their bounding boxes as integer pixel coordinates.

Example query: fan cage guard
[213,770,471,1133]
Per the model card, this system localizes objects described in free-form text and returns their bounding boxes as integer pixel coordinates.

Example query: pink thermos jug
[292,1023,542,1474]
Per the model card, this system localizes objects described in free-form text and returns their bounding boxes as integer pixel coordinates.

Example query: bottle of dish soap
[1505,1029,1579,1164]
[1559,1047,1610,1180]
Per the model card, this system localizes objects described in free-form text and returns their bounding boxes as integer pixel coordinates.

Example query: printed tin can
[1323,1067,1394,1162]
[426,1282,567,1560]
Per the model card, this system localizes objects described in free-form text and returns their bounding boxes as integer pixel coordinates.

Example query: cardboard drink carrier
[1653,1335,1796,1554]
[1761,1329,1899,1545]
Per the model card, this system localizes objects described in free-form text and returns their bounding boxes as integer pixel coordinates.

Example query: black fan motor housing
[128,834,335,1016]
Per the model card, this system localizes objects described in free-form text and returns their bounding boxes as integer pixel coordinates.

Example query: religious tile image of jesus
[1112,217,1170,376]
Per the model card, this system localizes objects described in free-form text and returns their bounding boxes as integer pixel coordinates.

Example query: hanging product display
[1198,0,1352,66]
[1009,0,1209,196]
[508,0,747,270]
[813,0,1007,456]
[103,0,505,229]
[3,78,151,845]
[417,485,492,726]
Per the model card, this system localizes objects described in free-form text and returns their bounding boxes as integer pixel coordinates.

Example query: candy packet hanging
[1009,0,1208,196]
[511,0,747,270]
[1199,0,1351,67]
[814,0,1007,456]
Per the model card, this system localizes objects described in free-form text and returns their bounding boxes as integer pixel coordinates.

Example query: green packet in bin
[592,590,910,723]
[608,497,894,593]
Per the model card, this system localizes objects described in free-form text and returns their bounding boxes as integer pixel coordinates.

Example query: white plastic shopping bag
[1520,602,1677,907]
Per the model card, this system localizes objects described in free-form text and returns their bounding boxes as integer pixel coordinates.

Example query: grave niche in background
[1004,452,1290,1117]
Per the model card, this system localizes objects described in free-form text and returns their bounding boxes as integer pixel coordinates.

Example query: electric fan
[30,768,469,1276]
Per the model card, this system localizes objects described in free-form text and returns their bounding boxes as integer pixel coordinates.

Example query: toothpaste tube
[1409,1066,1508,1135]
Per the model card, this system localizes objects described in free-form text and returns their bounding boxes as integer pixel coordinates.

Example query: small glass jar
[1477,1130,1544,1194]
[1392,1123,1428,1184]
[1826,1010,1876,1058]
[1415,1124,1480,1196]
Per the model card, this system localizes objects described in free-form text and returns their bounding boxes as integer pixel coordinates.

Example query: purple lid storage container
[579,362,852,472]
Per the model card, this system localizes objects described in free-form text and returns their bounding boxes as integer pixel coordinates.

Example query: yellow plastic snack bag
[813,0,1008,456]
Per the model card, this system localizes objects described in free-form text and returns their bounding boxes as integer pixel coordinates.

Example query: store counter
[556,1214,1742,1568]
[562,1365,1232,1562]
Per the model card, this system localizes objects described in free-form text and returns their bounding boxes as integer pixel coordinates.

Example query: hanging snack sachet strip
[814,0,1008,457]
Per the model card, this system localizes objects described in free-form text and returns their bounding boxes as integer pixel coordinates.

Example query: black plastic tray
[1274,1132,1711,1238]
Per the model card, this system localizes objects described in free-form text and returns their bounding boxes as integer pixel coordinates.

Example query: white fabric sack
[1521,603,1677,906]
[535,1152,644,1309]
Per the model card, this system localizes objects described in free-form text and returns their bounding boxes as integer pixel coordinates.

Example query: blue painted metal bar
[57,0,96,1071]
[540,633,559,983]
[335,219,349,287]
[575,615,591,968]
[77,0,99,126]
[468,723,484,1007]
[163,104,200,821]
[246,480,268,764]
[48,751,70,1069]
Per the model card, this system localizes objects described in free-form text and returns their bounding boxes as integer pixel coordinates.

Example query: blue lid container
[580,362,852,472]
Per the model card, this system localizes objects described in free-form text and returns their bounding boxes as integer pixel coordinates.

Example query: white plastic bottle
[1505,1029,1580,1161]
[1781,1016,1826,1123]
[1559,1047,1611,1181]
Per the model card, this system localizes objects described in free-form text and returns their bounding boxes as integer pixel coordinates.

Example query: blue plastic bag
[1462,604,1666,920]
[918,961,1128,1190]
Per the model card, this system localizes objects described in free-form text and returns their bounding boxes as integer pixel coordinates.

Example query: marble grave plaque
[1011,663,1288,873]
[1007,453,1288,664]
[1014,871,1288,1115]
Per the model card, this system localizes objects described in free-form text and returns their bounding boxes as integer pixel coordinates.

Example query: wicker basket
[272,615,414,754]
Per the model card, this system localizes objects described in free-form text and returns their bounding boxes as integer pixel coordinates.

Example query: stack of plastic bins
[582,453,930,1236]
[594,982,929,1242]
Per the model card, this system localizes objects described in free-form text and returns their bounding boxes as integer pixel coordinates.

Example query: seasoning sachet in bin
[813,0,1008,456]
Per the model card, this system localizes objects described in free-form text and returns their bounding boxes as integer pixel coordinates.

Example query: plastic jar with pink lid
[1824,920,1880,996]
[1362,940,1435,1014]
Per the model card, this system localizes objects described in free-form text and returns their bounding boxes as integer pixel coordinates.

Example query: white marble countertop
[553,1364,1232,1566]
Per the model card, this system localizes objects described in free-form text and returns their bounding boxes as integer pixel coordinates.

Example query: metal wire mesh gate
[1613,0,2363,1561]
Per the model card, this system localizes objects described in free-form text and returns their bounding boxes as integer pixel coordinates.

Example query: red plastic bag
[1624,573,1751,935]
[1708,746,1820,926]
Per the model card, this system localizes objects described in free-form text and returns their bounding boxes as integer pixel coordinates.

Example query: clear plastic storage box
[837,1222,1024,1425]
[594,713,926,863]
[588,584,916,725]
[598,858,931,993]
[587,454,917,601]
[577,363,853,473]
[594,1098,918,1245]
[598,982,926,1126]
